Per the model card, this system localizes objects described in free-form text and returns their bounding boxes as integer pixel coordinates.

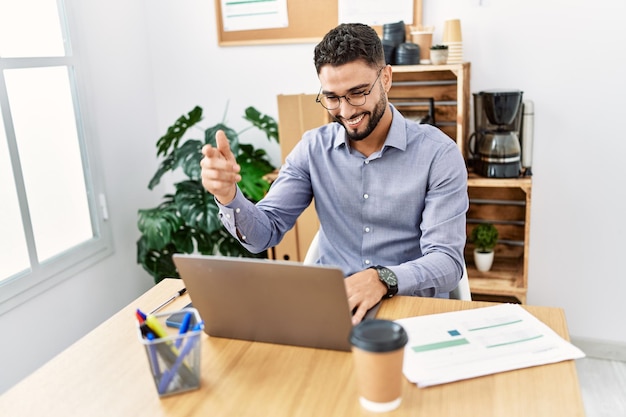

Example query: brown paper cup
[350,320,408,413]
[410,32,433,61]
[443,19,462,43]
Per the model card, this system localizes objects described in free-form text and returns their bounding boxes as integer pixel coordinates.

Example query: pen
[175,312,193,349]
[150,288,187,314]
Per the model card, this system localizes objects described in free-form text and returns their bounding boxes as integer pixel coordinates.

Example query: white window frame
[0,1,113,314]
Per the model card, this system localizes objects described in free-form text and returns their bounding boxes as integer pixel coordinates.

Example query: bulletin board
[215,0,423,46]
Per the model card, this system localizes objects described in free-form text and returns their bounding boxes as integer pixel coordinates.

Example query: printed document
[395,303,585,387]
[221,0,288,32]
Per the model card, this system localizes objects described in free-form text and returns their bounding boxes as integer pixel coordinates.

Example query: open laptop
[172,254,380,351]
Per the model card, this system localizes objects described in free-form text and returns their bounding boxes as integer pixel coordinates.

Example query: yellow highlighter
[145,314,169,339]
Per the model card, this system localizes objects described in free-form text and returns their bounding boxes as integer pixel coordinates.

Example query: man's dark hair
[314,23,385,74]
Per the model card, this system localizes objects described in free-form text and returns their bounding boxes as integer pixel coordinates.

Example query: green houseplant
[470,223,499,272]
[137,105,279,283]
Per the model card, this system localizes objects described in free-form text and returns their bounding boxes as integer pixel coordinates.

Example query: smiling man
[200,23,468,324]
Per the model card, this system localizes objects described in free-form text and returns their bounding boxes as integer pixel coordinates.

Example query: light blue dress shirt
[217,104,468,298]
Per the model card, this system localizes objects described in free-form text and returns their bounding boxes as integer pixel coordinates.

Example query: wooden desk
[0,279,585,417]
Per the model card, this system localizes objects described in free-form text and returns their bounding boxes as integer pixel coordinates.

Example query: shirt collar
[385,104,408,151]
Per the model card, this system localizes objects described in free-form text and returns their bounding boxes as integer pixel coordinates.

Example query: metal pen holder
[137,307,203,397]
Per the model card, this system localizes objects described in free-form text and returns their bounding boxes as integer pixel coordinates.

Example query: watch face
[378,267,397,286]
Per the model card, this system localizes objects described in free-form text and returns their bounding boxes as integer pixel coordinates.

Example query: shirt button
[364,259,371,265]
[363,193,369,199]
[241,235,247,240]
[365,160,370,165]
[235,208,241,213]
[364,227,371,233]
[226,213,232,219]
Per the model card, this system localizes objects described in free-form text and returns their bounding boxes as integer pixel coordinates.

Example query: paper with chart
[395,303,585,388]
[221,0,288,32]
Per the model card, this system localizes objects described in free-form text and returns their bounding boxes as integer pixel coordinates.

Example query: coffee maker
[470,90,524,178]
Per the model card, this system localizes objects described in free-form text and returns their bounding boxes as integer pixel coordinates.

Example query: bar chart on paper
[395,303,585,387]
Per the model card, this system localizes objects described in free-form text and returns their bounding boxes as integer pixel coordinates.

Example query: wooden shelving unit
[272,62,532,303]
[466,174,532,303]
[389,62,471,157]
[390,63,531,303]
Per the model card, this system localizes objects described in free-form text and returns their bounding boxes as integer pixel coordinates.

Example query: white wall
[422,0,626,347]
[1,0,625,394]
[0,1,158,393]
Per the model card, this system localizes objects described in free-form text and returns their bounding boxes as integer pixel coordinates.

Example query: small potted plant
[430,44,448,65]
[470,223,499,272]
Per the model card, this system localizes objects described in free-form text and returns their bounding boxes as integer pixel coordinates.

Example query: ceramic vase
[473,249,494,272]
[430,48,448,65]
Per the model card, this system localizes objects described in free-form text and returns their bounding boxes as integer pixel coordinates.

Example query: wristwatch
[370,265,398,299]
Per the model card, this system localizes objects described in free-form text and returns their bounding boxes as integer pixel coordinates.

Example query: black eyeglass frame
[315,67,384,110]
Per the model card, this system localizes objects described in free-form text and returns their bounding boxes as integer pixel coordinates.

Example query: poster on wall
[221,0,289,32]
[338,0,414,26]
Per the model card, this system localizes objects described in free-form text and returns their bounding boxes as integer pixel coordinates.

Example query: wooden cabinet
[271,63,531,304]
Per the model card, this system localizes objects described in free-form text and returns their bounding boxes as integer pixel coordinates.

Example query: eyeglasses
[316,67,384,110]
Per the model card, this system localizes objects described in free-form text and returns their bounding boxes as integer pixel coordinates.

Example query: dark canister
[395,42,421,65]
[381,21,406,65]
[382,21,406,45]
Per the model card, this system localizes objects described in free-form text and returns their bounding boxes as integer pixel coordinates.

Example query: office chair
[302,231,320,266]
[303,231,472,301]
[450,264,472,301]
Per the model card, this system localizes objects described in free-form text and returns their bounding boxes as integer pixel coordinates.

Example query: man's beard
[333,94,387,142]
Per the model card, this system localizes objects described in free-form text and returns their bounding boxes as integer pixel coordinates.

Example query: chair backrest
[303,231,320,265]
[450,264,472,301]
[304,231,472,301]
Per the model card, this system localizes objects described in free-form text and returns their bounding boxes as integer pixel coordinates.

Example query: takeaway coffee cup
[349,319,408,412]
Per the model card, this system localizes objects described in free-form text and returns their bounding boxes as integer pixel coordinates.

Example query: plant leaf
[244,106,279,143]
[155,106,203,157]
[237,144,275,201]
[174,180,222,233]
[177,139,204,180]
[213,229,266,258]
[136,240,181,282]
[137,202,183,250]
[148,153,176,190]
[170,226,196,254]
[204,123,240,155]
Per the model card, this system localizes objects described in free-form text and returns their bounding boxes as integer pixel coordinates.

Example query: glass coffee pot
[471,90,523,178]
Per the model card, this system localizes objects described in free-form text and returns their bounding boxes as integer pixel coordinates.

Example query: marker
[139,322,152,338]
[175,312,193,349]
[136,309,151,337]
[145,314,170,339]
[136,309,147,323]
[150,288,187,314]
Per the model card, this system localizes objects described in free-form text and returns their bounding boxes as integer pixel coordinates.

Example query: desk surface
[0,278,585,417]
